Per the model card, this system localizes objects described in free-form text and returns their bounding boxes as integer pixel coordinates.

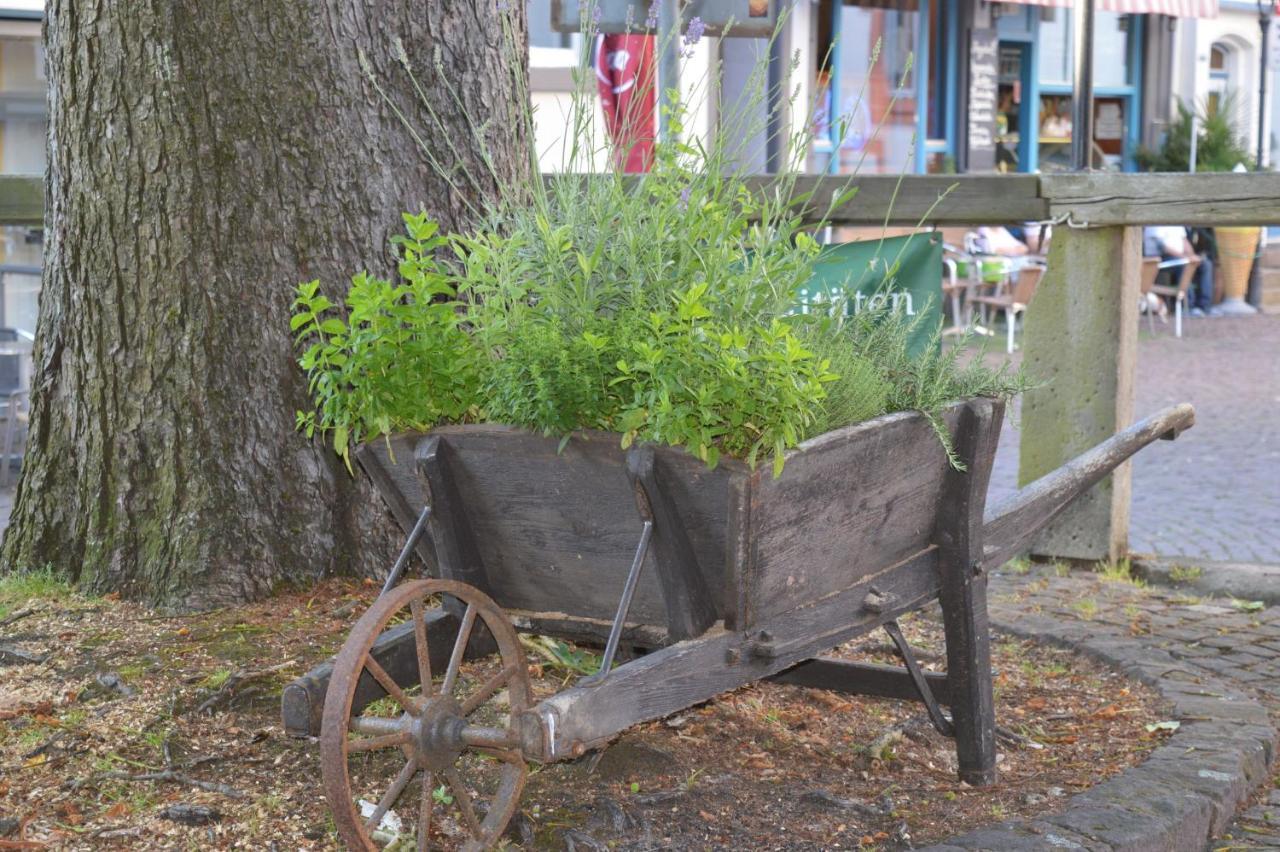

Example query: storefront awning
[996,0,1218,18]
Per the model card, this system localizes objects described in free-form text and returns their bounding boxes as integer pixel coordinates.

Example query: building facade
[0,1,42,340]
[527,0,1276,177]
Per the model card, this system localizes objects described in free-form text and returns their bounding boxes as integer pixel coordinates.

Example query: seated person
[1142,226,1214,316]
[973,226,1029,257]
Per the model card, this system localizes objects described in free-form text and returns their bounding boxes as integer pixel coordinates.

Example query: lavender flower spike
[677,186,692,211]
[683,16,706,48]
[645,0,659,28]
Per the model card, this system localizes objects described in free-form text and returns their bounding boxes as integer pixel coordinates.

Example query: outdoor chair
[1150,257,1200,339]
[968,263,1044,354]
[1139,257,1162,329]
[942,254,969,334]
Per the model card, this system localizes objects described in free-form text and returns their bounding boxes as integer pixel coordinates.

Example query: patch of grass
[1171,593,1203,606]
[1123,604,1142,619]
[59,708,88,729]
[0,565,72,618]
[1053,563,1071,578]
[199,668,233,690]
[1230,599,1266,613]
[1071,599,1098,620]
[1095,558,1144,587]
[520,635,601,677]
[117,663,149,683]
[1168,564,1203,584]
[362,696,403,718]
[1004,558,1031,576]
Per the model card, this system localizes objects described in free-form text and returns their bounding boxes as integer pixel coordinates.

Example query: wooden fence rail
[2,171,1277,563]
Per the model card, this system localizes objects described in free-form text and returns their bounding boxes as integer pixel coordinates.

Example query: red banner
[594,34,656,173]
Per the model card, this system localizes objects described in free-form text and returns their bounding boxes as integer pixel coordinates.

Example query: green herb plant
[293,6,1023,476]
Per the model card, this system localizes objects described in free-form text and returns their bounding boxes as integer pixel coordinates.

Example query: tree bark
[1,1,530,608]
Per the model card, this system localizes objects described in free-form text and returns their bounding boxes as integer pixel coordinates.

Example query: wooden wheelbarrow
[281,397,1194,850]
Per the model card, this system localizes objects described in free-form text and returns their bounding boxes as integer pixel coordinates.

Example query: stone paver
[975,565,1280,850]
[989,314,1280,566]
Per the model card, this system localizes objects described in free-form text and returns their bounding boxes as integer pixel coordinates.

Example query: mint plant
[293,10,1023,474]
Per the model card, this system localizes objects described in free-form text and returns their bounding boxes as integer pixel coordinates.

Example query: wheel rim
[321,579,531,851]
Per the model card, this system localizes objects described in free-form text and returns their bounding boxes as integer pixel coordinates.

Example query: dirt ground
[0,576,1173,850]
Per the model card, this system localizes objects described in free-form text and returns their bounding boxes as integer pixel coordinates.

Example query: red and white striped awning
[998,0,1218,18]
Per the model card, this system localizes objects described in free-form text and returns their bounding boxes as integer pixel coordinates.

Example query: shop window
[529,0,572,50]
[1036,10,1134,88]
[821,3,920,175]
[1207,42,1234,117]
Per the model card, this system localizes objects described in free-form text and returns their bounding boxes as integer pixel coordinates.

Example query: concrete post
[1018,225,1140,562]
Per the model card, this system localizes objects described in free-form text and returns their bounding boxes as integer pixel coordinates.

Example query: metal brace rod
[379,505,433,597]
[884,620,954,737]
[582,519,654,687]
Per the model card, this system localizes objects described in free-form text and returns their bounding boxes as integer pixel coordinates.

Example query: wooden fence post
[1017,225,1139,562]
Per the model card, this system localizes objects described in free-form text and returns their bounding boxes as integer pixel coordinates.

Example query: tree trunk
[1,1,530,608]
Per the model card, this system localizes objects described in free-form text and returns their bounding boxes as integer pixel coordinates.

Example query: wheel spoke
[411,597,433,700]
[364,758,418,834]
[474,746,524,766]
[444,766,482,838]
[417,770,434,852]
[347,731,412,753]
[364,654,418,715]
[441,603,476,696]
[459,664,513,717]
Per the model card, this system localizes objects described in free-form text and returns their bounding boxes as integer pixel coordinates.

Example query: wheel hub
[413,694,466,771]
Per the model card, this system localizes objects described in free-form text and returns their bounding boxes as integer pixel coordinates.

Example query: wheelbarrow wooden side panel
[358,425,743,635]
[738,405,971,628]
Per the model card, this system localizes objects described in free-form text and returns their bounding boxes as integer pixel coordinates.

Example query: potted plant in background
[1137,95,1260,316]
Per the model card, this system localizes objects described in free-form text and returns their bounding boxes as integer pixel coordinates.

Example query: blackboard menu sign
[968,29,999,173]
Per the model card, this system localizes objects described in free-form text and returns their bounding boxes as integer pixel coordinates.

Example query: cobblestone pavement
[989,314,1280,566]
[988,565,1280,849]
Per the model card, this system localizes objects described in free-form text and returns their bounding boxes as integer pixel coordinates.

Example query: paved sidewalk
[986,565,1280,849]
[989,314,1280,566]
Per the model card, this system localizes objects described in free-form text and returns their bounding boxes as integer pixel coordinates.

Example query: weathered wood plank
[0,174,42,226]
[417,436,488,590]
[934,398,1002,786]
[769,657,951,705]
[984,403,1195,570]
[743,405,965,625]
[775,174,1048,226]
[1042,172,1280,226]
[356,443,437,572]
[13,173,1280,230]
[533,545,942,760]
[625,446,718,641]
[1019,226,1140,561]
[363,426,741,637]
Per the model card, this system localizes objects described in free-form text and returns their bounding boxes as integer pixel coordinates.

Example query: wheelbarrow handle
[981,403,1195,569]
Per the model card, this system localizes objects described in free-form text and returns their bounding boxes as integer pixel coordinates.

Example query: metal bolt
[571,741,585,757]
[757,630,774,643]
[725,647,741,665]
[972,560,985,576]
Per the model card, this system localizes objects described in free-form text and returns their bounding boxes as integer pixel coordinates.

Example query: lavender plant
[292,5,1022,475]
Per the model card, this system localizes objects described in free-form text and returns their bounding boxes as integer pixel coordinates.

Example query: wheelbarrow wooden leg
[937,400,1001,786]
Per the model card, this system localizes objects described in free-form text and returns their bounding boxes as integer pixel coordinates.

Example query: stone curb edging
[921,611,1277,852]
